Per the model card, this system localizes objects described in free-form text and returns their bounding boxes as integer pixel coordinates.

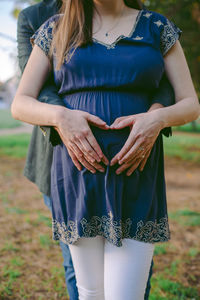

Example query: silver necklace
[104,6,126,37]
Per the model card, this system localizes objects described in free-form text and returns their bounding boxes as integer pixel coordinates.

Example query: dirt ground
[159,157,200,292]
[0,155,199,299]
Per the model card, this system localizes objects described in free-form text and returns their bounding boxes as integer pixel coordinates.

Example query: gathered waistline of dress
[60,86,153,97]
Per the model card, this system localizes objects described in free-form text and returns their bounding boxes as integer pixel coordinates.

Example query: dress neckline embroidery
[92,9,144,49]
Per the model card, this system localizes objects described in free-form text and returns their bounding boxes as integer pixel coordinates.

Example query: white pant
[68,236,155,300]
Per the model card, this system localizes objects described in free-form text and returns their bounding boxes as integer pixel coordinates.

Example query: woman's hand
[109,111,164,175]
[55,108,110,173]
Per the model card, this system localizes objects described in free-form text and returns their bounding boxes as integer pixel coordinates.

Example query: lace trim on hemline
[52,211,170,247]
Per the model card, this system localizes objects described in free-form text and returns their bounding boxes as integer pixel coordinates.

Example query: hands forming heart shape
[56,109,163,176]
[108,112,162,176]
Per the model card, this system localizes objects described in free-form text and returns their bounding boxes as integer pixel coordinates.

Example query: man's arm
[150,72,175,137]
[17,9,63,145]
[151,73,175,107]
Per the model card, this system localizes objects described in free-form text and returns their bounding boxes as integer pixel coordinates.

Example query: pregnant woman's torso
[53,25,165,119]
[52,9,165,150]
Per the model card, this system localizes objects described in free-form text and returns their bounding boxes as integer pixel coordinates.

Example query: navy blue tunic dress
[31,9,182,247]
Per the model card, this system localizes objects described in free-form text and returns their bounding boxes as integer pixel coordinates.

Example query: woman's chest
[53,39,165,91]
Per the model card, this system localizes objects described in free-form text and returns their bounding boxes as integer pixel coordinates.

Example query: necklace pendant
[105,32,108,37]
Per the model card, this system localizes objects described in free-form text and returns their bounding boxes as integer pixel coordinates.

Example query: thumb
[110,116,128,128]
[112,117,135,129]
[86,113,109,129]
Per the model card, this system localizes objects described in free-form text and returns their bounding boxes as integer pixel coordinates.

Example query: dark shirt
[17,0,174,197]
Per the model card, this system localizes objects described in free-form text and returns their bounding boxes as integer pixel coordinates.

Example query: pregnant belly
[62,90,150,159]
[63,90,150,124]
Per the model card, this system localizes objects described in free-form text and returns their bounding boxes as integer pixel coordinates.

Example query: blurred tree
[12,7,21,19]
[143,0,200,98]
[12,0,40,18]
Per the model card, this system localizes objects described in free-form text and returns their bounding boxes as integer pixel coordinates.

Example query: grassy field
[0,132,199,299]
[173,121,200,133]
[0,134,30,158]
[0,109,22,129]
[0,131,200,162]
[0,107,199,134]
[163,132,200,163]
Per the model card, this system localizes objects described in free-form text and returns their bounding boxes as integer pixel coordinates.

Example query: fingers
[57,120,109,167]
[71,131,104,164]
[69,143,84,159]
[114,154,145,176]
[126,160,141,176]
[67,140,106,173]
[86,134,109,166]
[115,157,140,175]
[86,113,110,130]
[77,156,99,174]
[126,147,151,176]
[85,114,110,164]
[89,160,106,173]
[76,136,101,163]
[114,147,152,176]
[75,115,109,164]
[110,116,134,129]
[117,139,145,165]
[68,143,106,173]
[139,148,151,172]
[68,146,106,174]
[75,155,106,174]
[110,132,138,166]
[76,155,96,174]
[109,116,130,128]
[115,161,132,175]
[57,111,109,169]
[67,148,82,171]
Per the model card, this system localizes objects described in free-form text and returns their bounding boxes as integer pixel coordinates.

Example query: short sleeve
[30,14,60,57]
[159,15,182,56]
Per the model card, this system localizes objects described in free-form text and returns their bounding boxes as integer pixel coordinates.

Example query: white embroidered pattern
[52,211,170,247]
[143,12,152,18]
[30,15,60,56]
[91,9,144,50]
[132,35,144,40]
[154,20,164,27]
[52,219,80,244]
[31,11,146,52]
[160,18,181,56]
